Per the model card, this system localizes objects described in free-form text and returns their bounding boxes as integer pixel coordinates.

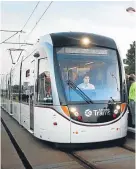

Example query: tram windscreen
[56,47,121,103]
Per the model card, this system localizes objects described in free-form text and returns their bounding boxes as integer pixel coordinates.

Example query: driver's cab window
[37,58,53,105]
[65,65,104,90]
[65,61,116,91]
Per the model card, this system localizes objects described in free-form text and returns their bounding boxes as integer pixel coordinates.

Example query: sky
[0,1,136,74]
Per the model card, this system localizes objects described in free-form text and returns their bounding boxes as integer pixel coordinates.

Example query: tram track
[122,145,135,153]
[68,151,99,169]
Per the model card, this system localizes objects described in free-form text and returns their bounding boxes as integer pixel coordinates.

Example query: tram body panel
[4,98,8,112]
[70,112,128,143]
[7,99,11,115]
[21,103,30,120]
[11,101,20,123]
[120,109,129,136]
[34,107,71,143]
[20,103,30,130]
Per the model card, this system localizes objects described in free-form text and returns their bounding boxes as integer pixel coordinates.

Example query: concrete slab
[1,123,25,169]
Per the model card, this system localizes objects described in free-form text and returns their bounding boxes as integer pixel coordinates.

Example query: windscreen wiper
[109,97,120,103]
[108,97,115,104]
[67,80,94,104]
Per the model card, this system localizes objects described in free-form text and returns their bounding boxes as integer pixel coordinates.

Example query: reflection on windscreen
[56,47,120,102]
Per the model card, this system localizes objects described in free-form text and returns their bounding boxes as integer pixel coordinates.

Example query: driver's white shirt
[77,83,95,89]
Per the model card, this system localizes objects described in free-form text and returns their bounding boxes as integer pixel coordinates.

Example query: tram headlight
[69,107,77,113]
[113,103,127,118]
[81,37,91,46]
[116,105,120,110]
[69,107,79,117]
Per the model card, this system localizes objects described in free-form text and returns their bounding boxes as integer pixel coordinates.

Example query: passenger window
[12,70,20,102]
[26,69,30,77]
[21,82,30,103]
[37,58,53,105]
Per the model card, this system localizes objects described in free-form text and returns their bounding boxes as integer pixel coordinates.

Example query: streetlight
[123,7,135,65]
[126,7,136,20]
[126,7,136,13]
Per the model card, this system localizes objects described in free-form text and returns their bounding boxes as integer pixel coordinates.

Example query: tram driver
[77,74,95,90]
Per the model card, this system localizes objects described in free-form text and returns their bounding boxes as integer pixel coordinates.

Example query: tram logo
[85,109,92,117]
[85,109,110,117]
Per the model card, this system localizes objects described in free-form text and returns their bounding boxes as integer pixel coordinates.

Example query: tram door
[30,60,35,130]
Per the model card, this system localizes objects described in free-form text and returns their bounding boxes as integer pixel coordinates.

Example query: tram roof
[50,32,116,49]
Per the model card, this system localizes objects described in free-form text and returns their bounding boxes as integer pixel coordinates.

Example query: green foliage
[125,41,135,74]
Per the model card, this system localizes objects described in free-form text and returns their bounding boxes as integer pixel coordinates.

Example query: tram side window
[12,68,20,102]
[4,77,8,99]
[21,82,30,103]
[12,84,20,102]
[21,69,31,103]
[8,79,11,99]
[37,59,53,105]
[6,78,8,99]
[1,78,4,98]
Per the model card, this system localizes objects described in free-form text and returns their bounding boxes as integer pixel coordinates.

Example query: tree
[125,41,135,74]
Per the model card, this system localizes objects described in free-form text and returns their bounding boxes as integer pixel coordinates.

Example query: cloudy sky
[0,1,136,74]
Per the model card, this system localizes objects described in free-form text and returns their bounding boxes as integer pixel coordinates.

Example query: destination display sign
[57,47,108,55]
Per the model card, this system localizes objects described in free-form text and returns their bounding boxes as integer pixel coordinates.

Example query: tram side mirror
[123,59,127,64]
[34,52,40,58]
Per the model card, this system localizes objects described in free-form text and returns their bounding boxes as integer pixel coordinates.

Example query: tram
[1,32,128,144]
